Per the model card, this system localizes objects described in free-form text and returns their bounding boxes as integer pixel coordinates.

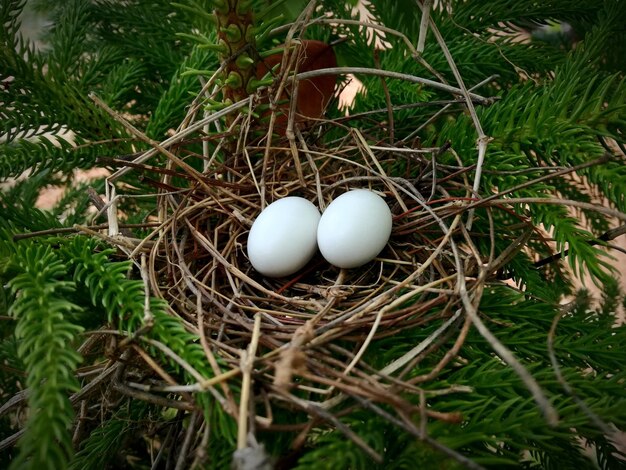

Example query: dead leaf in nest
[256,40,337,133]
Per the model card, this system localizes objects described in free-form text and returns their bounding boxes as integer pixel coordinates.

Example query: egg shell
[317,189,392,269]
[247,197,321,278]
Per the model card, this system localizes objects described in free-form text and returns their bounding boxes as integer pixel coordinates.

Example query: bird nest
[100,94,498,458]
[155,123,470,386]
[95,27,529,465]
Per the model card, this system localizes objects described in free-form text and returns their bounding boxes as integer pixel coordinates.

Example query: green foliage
[0,191,64,233]
[444,0,606,32]
[146,43,219,138]
[425,285,626,468]
[421,1,626,287]
[357,284,626,469]
[59,237,148,329]
[1,241,84,470]
[293,415,466,470]
[59,236,237,443]
[0,135,106,179]
[1,0,626,469]
[69,401,149,470]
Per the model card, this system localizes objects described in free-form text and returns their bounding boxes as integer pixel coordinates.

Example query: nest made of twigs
[146,104,483,408]
[97,23,519,463]
[166,133,454,326]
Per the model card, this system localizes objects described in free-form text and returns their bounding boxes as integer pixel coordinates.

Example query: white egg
[317,189,392,269]
[247,197,321,277]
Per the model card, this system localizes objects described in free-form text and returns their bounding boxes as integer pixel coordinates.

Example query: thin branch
[467,154,612,210]
[103,97,251,182]
[0,390,28,418]
[484,197,626,222]
[534,222,626,268]
[237,313,263,450]
[417,0,433,53]
[12,222,161,241]
[175,411,199,470]
[381,308,462,376]
[457,265,559,425]
[414,0,490,230]
[295,67,492,104]
[0,430,24,452]
[547,306,613,434]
